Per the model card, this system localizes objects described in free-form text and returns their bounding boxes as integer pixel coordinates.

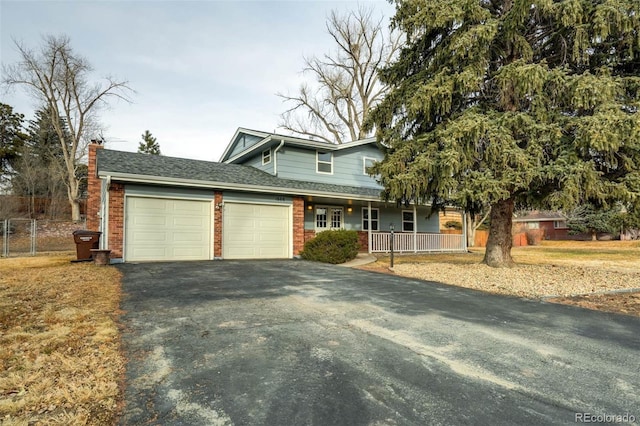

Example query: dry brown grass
[360,240,640,316]
[370,240,640,272]
[0,254,123,425]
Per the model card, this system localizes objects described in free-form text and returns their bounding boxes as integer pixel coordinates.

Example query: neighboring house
[87,128,465,263]
[512,211,569,240]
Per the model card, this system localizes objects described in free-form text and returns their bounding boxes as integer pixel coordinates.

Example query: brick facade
[86,142,103,232]
[293,197,305,256]
[214,192,223,258]
[356,231,369,252]
[108,183,125,258]
[304,230,316,244]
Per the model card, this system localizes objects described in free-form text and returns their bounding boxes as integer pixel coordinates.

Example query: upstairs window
[262,148,271,165]
[317,151,333,174]
[363,157,376,175]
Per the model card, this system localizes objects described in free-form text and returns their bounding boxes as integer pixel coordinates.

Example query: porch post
[413,205,417,253]
[367,201,372,254]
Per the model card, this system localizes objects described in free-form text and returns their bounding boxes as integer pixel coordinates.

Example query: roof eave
[219,128,270,162]
[97,170,383,201]
[223,135,378,164]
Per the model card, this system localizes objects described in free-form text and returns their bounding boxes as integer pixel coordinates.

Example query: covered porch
[302,196,467,254]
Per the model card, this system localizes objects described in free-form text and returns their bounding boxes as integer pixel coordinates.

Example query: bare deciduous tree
[278,7,400,144]
[2,34,133,221]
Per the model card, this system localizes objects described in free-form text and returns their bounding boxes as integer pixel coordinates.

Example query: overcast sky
[0,0,394,161]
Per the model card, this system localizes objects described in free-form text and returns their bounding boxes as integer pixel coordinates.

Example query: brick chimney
[86,140,104,231]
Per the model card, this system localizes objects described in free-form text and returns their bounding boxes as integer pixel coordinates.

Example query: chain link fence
[1,219,87,257]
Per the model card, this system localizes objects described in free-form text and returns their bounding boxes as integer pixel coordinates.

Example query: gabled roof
[220,127,377,163]
[97,149,382,200]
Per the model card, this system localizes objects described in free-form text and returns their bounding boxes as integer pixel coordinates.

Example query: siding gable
[228,134,265,158]
[276,144,383,188]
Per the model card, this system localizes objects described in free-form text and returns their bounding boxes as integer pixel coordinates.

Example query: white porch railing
[370,232,466,253]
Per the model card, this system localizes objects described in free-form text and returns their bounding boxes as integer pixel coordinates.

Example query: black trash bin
[72,230,102,262]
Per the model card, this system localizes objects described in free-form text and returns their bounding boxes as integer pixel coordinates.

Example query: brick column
[356,231,369,252]
[86,142,104,231]
[213,192,223,258]
[293,197,305,256]
[108,183,125,258]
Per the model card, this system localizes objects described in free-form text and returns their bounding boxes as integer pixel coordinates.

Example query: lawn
[0,254,123,425]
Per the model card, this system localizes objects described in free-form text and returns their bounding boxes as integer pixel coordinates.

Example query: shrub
[301,230,359,264]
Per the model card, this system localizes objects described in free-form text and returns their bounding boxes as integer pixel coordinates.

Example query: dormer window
[317,151,333,174]
[262,148,271,165]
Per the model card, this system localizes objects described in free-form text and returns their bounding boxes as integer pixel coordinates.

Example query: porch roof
[97,149,383,201]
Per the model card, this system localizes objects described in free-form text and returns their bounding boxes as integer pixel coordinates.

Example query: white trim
[123,194,214,262]
[222,201,292,259]
[402,209,415,232]
[222,130,377,163]
[314,205,344,231]
[98,171,383,201]
[316,151,333,174]
[361,207,379,231]
[220,128,270,162]
[413,205,417,253]
[363,157,376,175]
[262,148,272,165]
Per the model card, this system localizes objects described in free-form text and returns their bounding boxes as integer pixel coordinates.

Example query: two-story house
[86,128,464,263]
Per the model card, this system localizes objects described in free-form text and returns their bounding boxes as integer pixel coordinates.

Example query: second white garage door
[223,203,290,259]
[125,197,211,262]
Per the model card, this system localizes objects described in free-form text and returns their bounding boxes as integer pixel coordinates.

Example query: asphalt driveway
[118,260,640,425]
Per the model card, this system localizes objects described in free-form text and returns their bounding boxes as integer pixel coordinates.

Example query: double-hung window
[316,151,333,174]
[402,210,414,232]
[262,148,271,165]
[316,206,343,231]
[362,208,379,231]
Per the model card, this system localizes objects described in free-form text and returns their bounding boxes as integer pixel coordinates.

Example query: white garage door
[223,203,290,259]
[125,197,211,261]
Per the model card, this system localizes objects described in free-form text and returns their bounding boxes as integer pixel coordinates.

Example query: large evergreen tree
[0,103,27,189]
[367,0,640,267]
[11,107,71,217]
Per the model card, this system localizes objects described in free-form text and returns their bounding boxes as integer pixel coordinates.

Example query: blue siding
[244,152,274,174]
[276,145,383,188]
[304,203,439,232]
[228,134,265,158]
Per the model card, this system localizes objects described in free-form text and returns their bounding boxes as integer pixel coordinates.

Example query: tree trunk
[591,231,597,241]
[66,174,82,222]
[466,212,476,247]
[483,198,515,268]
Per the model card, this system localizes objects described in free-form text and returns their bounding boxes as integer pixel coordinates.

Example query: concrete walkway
[338,252,377,267]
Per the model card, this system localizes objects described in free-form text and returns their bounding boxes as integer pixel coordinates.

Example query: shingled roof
[96,149,382,199]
